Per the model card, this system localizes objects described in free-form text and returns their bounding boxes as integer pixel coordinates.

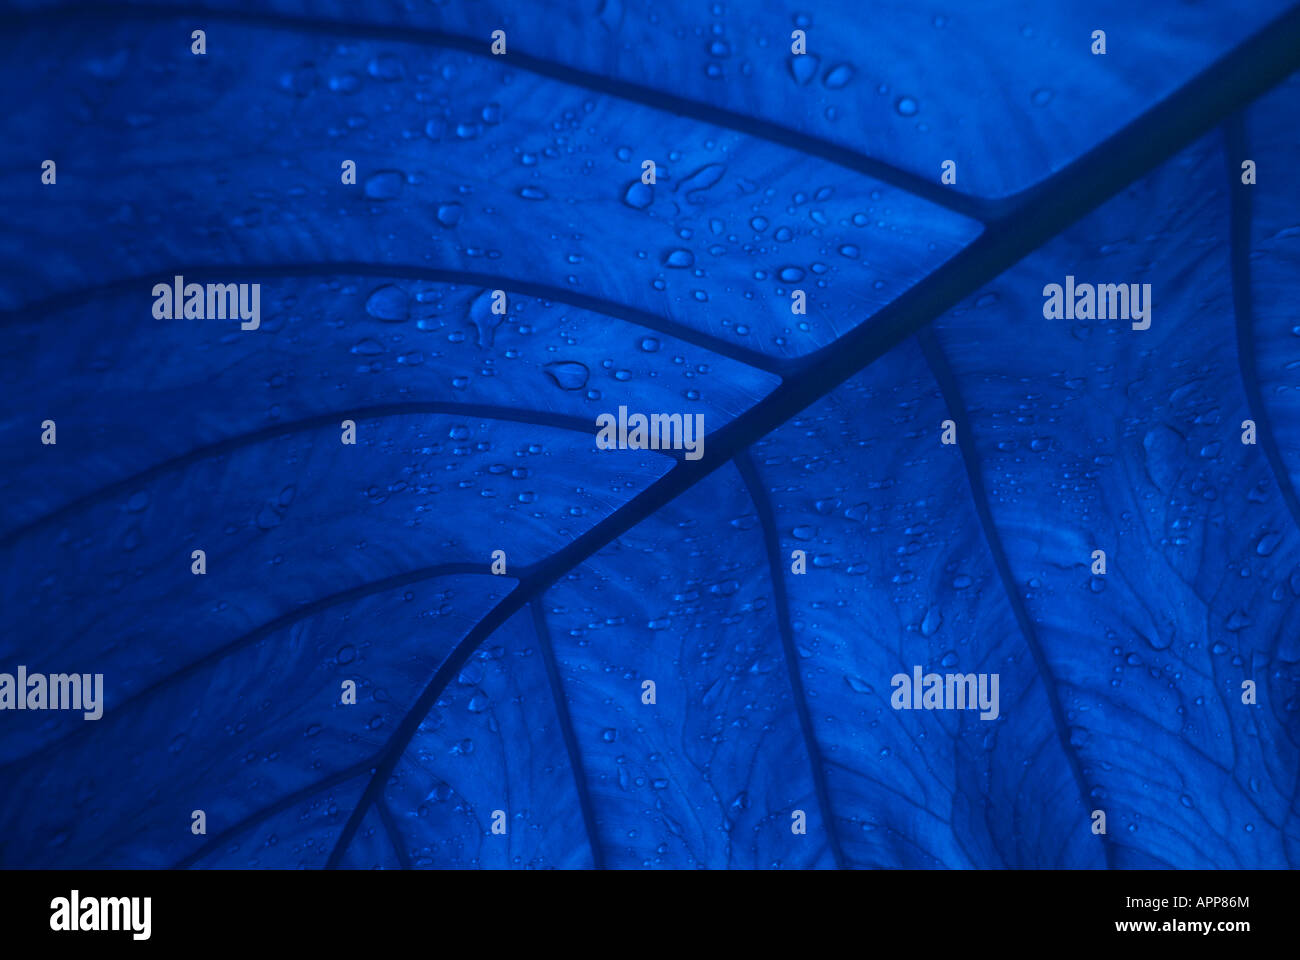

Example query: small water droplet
[895,96,919,116]
[845,675,873,695]
[367,53,404,81]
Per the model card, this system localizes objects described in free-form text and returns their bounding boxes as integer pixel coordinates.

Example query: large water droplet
[365,284,409,322]
[662,248,694,268]
[823,63,854,89]
[1256,532,1282,556]
[788,53,821,85]
[467,290,505,348]
[363,170,404,200]
[895,96,919,116]
[676,163,726,198]
[544,361,590,391]
[623,181,653,209]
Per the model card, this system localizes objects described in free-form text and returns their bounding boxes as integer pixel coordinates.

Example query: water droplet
[823,63,854,89]
[544,361,590,391]
[518,186,547,200]
[638,337,660,353]
[662,248,695,268]
[467,290,505,347]
[623,181,653,209]
[895,96,919,116]
[788,53,821,85]
[363,170,404,200]
[921,607,943,637]
[845,675,873,695]
[367,53,405,81]
[676,163,726,198]
[436,203,463,227]
[1031,88,1054,107]
[328,72,360,94]
[256,504,282,530]
[365,284,409,322]
[467,690,489,713]
[778,266,805,283]
[1256,532,1282,556]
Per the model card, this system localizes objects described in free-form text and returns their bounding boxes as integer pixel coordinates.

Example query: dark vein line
[318,9,1300,866]
[1224,113,1300,535]
[326,586,524,867]
[176,760,372,868]
[375,797,412,870]
[916,326,1114,870]
[1,401,672,547]
[734,450,846,868]
[530,600,605,869]
[0,563,495,776]
[0,262,786,375]
[1225,108,1300,866]
[2,3,990,222]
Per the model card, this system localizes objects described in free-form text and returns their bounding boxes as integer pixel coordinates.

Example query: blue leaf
[1,1,1298,869]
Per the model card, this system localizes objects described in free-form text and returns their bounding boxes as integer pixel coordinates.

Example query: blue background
[1,0,1298,868]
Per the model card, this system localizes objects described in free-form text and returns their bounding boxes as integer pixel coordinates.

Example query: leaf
[0,1,1298,868]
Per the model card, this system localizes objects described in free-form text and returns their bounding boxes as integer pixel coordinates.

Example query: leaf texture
[0,1,1298,869]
